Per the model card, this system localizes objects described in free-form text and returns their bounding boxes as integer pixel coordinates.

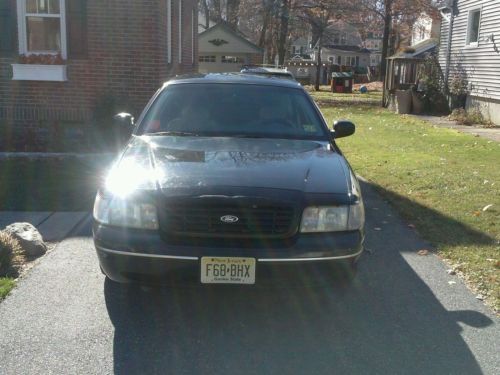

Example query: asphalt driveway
[0,183,498,375]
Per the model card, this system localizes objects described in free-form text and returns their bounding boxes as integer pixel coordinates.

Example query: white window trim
[178,0,182,64]
[16,0,67,59]
[465,7,482,47]
[167,0,172,63]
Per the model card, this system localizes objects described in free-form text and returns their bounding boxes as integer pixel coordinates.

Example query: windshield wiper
[143,131,201,137]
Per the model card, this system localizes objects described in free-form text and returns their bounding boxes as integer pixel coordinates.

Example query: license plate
[201,257,256,284]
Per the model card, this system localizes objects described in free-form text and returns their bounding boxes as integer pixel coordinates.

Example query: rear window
[139,84,328,140]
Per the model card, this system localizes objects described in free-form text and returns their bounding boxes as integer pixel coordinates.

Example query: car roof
[165,73,301,89]
[241,67,293,75]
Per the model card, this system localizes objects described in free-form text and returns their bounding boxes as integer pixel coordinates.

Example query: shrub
[449,108,490,126]
[0,231,21,276]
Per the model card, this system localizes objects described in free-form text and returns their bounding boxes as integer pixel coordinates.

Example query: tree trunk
[212,0,223,22]
[226,0,240,28]
[259,8,270,48]
[277,0,290,66]
[379,0,393,83]
[315,38,322,91]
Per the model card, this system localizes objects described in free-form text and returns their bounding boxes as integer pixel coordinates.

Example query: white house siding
[439,0,500,124]
[318,49,370,68]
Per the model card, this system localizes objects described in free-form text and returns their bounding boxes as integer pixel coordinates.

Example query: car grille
[162,203,297,238]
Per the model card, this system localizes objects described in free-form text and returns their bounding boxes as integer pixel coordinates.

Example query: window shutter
[0,0,16,55]
[67,0,88,59]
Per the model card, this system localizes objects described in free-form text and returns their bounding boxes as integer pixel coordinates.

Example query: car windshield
[139,84,327,140]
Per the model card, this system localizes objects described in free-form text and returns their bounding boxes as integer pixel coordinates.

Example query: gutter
[443,0,456,94]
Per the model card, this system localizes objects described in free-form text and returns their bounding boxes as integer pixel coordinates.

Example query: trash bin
[395,89,412,114]
[411,91,424,114]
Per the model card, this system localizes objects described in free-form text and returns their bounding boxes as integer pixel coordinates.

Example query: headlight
[300,204,364,233]
[93,192,159,230]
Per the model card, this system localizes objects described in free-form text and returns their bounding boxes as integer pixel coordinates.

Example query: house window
[17,0,67,58]
[221,56,243,63]
[345,56,356,66]
[199,55,216,63]
[466,8,481,46]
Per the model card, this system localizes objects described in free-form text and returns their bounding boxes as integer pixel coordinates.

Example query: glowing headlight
[105,157,156,198]
[93,192,159,230]
[300,204,364,233]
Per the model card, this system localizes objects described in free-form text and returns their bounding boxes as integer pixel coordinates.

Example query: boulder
[4,223,47,257]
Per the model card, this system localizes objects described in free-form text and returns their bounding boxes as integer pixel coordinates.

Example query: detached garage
[198,23,263,74]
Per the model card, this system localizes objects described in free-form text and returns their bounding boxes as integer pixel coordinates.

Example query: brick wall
[0,0,198,130]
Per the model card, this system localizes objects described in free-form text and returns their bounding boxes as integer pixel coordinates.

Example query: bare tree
[277,0,291,66]
[199,0,210,30]
[356,0,434,81]
[226,0,241,28]
[296,0,345,91]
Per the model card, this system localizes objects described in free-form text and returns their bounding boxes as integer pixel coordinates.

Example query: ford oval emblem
[220,215,239,223]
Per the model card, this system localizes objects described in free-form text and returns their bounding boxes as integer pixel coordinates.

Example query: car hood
[114,136,350,195]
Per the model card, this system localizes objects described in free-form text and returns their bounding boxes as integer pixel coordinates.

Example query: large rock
[4,223,47,257]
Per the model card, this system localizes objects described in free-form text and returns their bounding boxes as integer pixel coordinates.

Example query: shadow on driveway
[104,182,494,375]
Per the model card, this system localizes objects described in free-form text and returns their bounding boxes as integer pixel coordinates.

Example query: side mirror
[332,120,355,139]
[113,112,135,127]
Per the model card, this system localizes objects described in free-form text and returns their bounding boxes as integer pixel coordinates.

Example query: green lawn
[312,91,499,311]
[0,277,14,300]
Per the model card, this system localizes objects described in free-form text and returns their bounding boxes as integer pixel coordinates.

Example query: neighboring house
[363,31,384,68]
[316,45,371,68]
[312,21,370,68]
[0,0,198,144]
[322,20,363,47]
[198,23,263,73]
[412,11,442,45]
[289,37,312,59]
[439,0,500,124]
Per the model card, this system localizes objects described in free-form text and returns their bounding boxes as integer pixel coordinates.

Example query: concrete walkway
[410,115,500,142]
[0,211,89,242]
[0,184,498,374]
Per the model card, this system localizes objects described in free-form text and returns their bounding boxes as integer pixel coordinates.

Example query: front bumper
[94,223,364,284]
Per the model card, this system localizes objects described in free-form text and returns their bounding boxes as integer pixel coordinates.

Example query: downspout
[443,0,456,95]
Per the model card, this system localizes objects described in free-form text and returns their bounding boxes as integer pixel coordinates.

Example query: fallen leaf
[408,224,416,229]
[447,269,456,275]
[473,211,481,217]
[417,249,429,256]
[448,281,456,285]
[482,204,493,212]
[373,227,382,231]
